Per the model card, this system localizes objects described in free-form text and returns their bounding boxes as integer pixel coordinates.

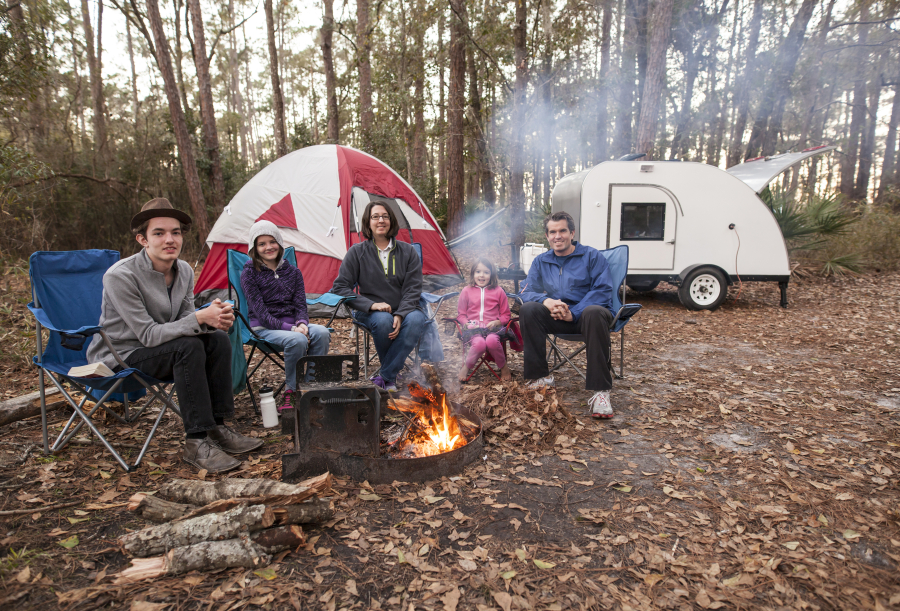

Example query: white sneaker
[589,391,613,419]
[526,375,555,389]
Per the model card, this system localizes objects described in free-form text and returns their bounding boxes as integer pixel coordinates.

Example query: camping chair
[28,250,181,472]
[443,293,524,382]
[226,247,354,413]
[544,245,643,380]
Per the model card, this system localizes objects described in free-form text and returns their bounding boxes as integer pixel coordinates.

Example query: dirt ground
[0,249,898,611]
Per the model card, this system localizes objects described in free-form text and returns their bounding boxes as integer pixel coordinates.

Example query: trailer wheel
[627,281,659,292]
[678,267,727,311]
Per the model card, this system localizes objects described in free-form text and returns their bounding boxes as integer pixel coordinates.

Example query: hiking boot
[279,389,295,412]
[526,375,555,390]
[183,438,241,473]
[208,424,264,454]
[589,390,614,419]
[371,375,398,392]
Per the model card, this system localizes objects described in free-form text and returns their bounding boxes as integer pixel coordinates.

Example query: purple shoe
[371,375,398,392]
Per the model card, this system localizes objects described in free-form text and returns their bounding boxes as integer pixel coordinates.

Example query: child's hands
[487,320,503,330]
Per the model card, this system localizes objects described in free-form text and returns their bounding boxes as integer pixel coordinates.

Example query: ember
[384,382,478,458]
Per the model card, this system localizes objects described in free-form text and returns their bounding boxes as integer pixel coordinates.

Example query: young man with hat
[86,198,263,473]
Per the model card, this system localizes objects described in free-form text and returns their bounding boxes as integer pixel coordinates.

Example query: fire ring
[282,387,484,485]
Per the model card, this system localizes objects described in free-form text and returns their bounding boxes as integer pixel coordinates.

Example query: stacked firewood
[114,473,333,582]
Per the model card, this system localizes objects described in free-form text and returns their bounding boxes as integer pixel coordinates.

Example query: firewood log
[119,504,274,557]
[159,472,332,506]
[251,524,305,552]
[420,363,446,397]
[127,493,195,523]
[272,499,333,525]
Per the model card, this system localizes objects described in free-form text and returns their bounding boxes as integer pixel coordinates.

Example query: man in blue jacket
[519,212,616,419]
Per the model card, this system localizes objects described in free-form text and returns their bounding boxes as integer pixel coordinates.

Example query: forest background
[1,0,899,268]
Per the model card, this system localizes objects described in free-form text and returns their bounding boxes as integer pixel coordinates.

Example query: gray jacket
[86,249,210,370]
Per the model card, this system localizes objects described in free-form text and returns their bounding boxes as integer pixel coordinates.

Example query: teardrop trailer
[550,146,835,310]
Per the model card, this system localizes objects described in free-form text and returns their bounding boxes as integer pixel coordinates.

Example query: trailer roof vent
[640,164,654,173]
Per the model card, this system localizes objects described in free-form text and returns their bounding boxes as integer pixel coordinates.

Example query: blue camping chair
[28,250,181,472]
[351,243,458,379]
[543,245,643,380]
[226,247,354,413]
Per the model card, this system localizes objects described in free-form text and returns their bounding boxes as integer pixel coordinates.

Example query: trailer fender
[677,264,732,287]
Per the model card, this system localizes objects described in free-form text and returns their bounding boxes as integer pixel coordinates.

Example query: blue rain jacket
[519,242,614,322]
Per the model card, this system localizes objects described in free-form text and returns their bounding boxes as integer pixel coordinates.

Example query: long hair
[468,257,499,289]
[250,236,285,271]
[361,200,400,240]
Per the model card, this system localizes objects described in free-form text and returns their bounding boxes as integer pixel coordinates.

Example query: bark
[321,0,339,143]
[160,473,332,506]
[596,0,612,163]
[356,0,374,148]
[271,500,334,525]
[539,0,552,205]
[250,524,306,552]
[509,0,528,245]
[411,0,428,188]
[877,82,900,201]
[856,73,881,201]
[635,0,675,159]
[726,0,763,167]
[187,0,226,211]
[80,0,109,166]
[125,7,140,127]
[842,5,872,200]
[744,0,816,160]
[438,10,447,201]
[115,535,271,582]
[119,504,275,557]
[128,493,195,522]
[228,0,248,160]
[469,50,493,205]
[264,0,288,157]
[447,0,467,239]
[145,0,210,239]
[172,0,191,118]
[613,0,639,156]
[0,388,63,427]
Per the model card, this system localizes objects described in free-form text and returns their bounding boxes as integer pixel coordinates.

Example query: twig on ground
[0,500,81,516]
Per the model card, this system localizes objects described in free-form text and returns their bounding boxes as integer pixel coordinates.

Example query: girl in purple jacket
[240,221,330,409]
[457,258,512,382]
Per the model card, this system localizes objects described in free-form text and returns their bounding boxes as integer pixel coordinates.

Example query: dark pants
[124,331,234,434]
[520,301,614,391]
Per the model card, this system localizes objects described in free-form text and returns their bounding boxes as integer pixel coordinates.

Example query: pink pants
[466,333,505,370]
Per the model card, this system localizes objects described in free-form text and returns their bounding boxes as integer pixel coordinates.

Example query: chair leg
[39,368,48,454]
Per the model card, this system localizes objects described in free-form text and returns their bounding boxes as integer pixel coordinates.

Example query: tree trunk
[322,0,339,143]
[469,51,493,205]
[539,0,552,205]
[596,0,612,163]
[744,0,816,160]
[187,0,226,211]
[438,10,447,201]
[613,0,639,156]
[447,0,467,239]
[877,82,900,202]
[125,7,140,129]
[264,0,287,157]
[120,504,275,558]
[356,0,374,149]
[145,0,210,239]
[635,0,675,159]
[856,72,881,201]
[228,0,249,161]
[80,0,108,167]
[726,0,763,167]
[842,5,871,201]
[411,0,428,189]
[172,0,192,119]
[509,0,528,245]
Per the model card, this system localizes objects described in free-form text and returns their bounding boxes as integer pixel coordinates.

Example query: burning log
[127,493,194,523]
[159,472,331,506]
[420,362,445,397]
[119,504,274,558]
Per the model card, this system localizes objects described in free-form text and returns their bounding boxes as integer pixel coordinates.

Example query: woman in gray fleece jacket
[330,201,424,391]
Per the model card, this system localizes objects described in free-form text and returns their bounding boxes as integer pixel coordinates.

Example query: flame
[425,395,460,451]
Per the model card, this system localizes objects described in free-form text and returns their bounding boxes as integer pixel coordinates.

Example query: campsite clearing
[0,248,898,610]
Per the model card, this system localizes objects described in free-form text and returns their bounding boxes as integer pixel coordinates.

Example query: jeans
[466,333,505,369]
[123,331,234,434]
[520,302,614,391]
[253,324,331,390]
[353,309,427,384]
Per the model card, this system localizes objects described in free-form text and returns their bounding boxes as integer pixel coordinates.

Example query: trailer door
[608,185,677,270]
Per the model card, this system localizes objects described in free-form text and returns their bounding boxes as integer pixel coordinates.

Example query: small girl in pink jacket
[457,258,512,382]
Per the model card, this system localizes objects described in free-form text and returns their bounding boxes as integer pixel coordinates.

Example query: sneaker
[183,438,241,473]
[371,375,398,392]
[589,390,614,419]
[207,424,265,454]
[279,389,295,412]
[526,375,555,389]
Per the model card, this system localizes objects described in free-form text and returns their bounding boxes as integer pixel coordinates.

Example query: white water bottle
[259,386,278,428]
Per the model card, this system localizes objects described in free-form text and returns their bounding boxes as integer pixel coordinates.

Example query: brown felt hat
[130,198,193,232]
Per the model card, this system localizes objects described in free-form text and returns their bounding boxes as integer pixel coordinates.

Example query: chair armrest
[611,303,642,328]
[505,292,524,307]
[309,293,356,329]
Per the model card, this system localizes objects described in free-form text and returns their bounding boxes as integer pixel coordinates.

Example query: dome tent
[195,145,462,309]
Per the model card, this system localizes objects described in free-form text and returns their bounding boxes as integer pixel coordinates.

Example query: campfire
[383,382,480,458]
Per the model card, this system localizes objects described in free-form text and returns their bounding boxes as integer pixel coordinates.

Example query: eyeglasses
[370,214,391,221]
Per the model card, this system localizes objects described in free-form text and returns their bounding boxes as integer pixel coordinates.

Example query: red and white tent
[195,145,462,300]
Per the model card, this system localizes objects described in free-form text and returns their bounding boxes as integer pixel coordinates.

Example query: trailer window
[620,203,665,240]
